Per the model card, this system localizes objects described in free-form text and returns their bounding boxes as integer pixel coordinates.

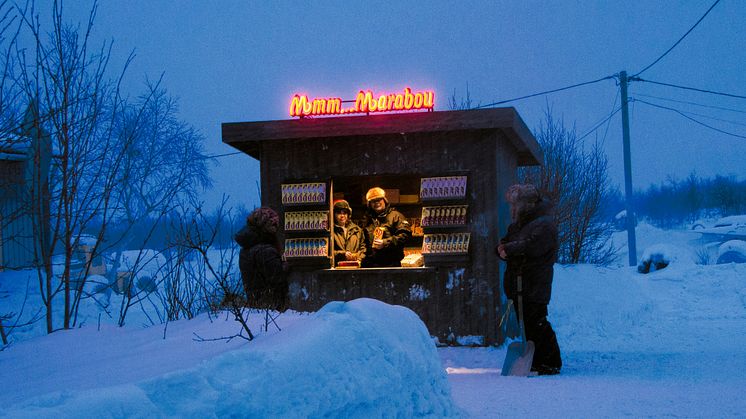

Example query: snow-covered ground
[1,223,746,417]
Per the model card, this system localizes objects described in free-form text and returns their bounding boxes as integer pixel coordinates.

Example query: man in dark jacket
[332,200,366,266]
[235,207,288,311]
[362,187,412,267]
[497,184,562,375]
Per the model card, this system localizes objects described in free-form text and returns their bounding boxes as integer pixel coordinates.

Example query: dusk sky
[31,1,746,210]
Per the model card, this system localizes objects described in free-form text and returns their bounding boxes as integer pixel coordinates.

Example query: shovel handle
[516,275,527,350]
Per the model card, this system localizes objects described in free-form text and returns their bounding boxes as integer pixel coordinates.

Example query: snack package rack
[284,238,329,258]
[421,233,471,254]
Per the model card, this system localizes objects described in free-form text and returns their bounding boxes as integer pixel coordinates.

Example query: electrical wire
[574,87,622,142]
[632,97,746,127]
[633,78,746,100]
[578,107,622,142]
[602,87,621,143]
[632,98,746,139]
[633,0,721,77]
[635,93,746,114]
[475,75,617,108]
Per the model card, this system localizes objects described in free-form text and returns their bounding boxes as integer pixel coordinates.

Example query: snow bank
[637,243,695,275]
[552,262,746,353]
[5,298,458,418]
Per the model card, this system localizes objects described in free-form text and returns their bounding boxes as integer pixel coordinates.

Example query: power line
[633,98,746,139]
[577,107,621,142]
[635,93,746,114]
[633,0,721,77]
[633,97,746,127]
[576,88,622,142]
[602,87,621,144]
[633,78,746,100]
[476,75,616,108]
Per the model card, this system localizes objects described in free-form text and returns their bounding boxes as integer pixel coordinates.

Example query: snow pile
[637,243,695,274]
[3,298,458,418]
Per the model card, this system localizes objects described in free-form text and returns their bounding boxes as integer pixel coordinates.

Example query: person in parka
[361,187,412,267]
[496,184,562,375]
[332,200,366,266]
[234,207,288,311]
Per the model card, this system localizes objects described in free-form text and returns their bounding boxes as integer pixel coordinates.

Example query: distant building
[0,104,51,271]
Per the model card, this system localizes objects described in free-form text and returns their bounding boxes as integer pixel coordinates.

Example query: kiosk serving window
[280,174,470,269]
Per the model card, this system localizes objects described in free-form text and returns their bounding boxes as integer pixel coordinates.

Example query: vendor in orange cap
[362,187,412,267]
[332,199,366,266]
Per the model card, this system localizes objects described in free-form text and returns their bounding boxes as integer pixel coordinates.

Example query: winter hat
[247,207,280,235]
[366,187,387,203]
[333,199,352,215]
[506,184,540,207]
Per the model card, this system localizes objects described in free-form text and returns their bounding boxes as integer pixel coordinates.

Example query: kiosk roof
[222,107,541,166]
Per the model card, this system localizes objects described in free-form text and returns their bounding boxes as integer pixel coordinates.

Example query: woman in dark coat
[497,184,562,375]
[234,207,288,311]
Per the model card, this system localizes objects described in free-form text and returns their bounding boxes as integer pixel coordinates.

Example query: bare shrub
[161,197,255,341]
[520,108,617,265]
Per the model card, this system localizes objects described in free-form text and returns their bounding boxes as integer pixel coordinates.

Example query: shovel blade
[501,340,536,376]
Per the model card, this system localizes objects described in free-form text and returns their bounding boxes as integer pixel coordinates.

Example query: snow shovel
[501,275,535,376]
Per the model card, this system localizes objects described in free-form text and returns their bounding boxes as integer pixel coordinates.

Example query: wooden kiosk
[222,107,542,345]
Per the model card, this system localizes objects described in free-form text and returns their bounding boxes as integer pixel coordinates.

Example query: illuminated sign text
[289,88,435,117]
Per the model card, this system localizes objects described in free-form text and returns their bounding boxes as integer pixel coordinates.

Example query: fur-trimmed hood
[235,207,280,250]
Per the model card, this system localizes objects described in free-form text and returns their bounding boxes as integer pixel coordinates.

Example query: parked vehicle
[717,240,746,264]
[692,215,746,242]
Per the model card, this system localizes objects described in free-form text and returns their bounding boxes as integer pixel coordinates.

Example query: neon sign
[289,87,435,117]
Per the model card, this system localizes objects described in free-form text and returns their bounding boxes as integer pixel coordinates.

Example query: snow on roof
[0,136,31,160]
[694,221,746,242]
[0,135,30,153]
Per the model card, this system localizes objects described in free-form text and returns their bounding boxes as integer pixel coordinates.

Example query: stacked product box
[284,211,330,231]
[281,182,327,205]
[419,176,467,200]
[421,233,471,254]
[284,238,329,258]
[421,205,467,227]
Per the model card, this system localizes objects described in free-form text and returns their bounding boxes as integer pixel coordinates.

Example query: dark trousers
[521,302,562,373]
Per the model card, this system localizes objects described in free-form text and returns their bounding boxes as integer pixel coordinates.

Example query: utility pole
[620,71,637,266]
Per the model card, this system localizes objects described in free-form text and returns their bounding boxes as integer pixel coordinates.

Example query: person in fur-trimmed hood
[496,184,562,375]
[235,207,288,311]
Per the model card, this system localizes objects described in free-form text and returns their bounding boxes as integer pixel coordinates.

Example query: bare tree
[520,108,617,264]
[0,0,22,134]
[6,1,209,334]
[103,83,210,327]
